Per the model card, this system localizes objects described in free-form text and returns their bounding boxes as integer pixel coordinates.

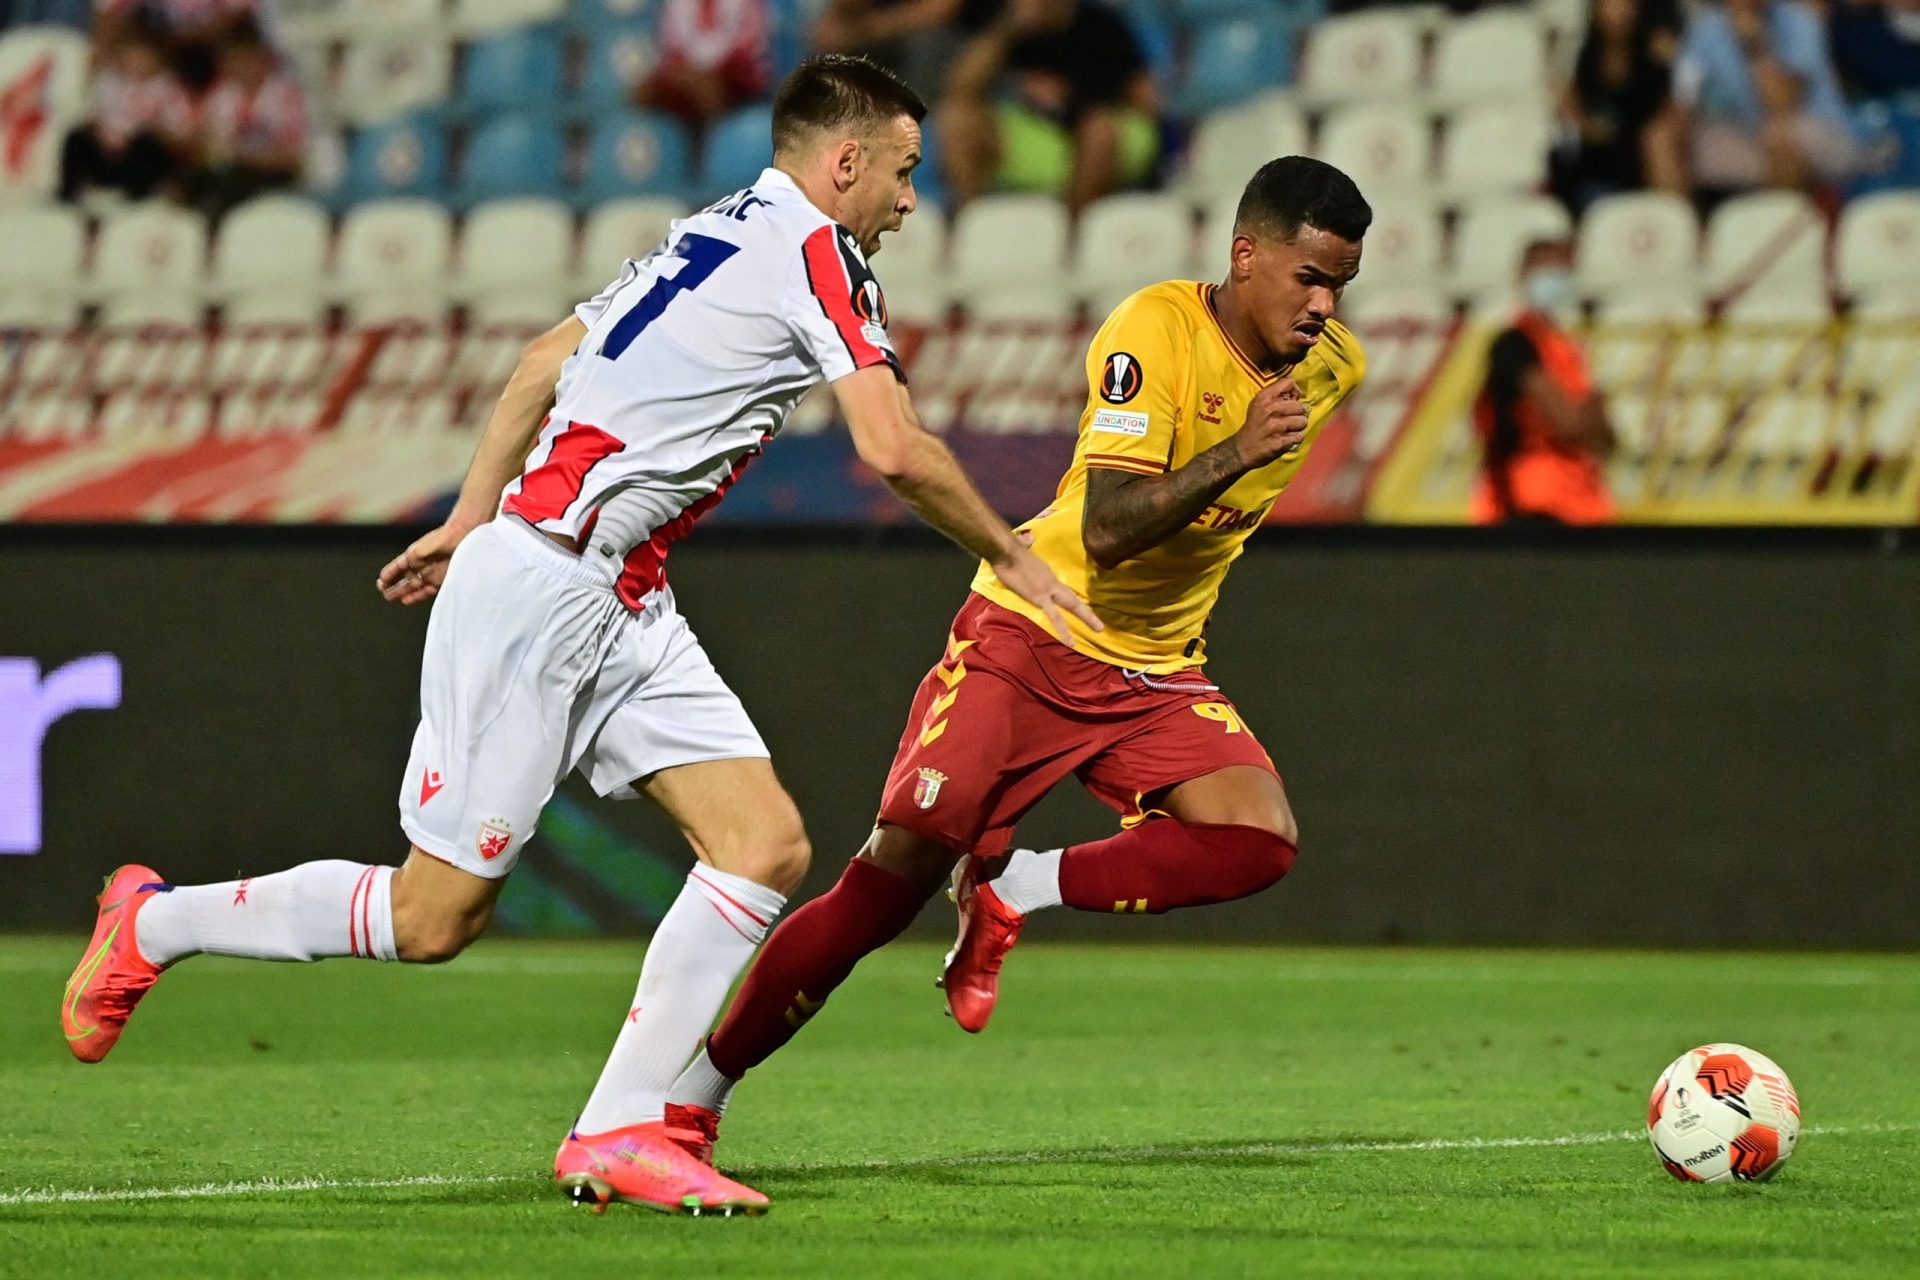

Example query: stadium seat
[1355,200,1443,289]
[1835,192,1920,306]
[339,0,447,34]
[1429,9,1549,106]
[570,0,652,31]
[0,25,92,204]
[0,204,85,327]
[1715,291,1833,389]
[458,26,566,115]
[212,195,332,313]
[872,201,948,327]
[457,197,575,309]
[1436,98,1553,200]
[458,115,566,207]
[340,116,451,204]
[1175,14,1297,116]
[578,23,657,106]
[1587,289,1708,392]
[950,194,1072,321]
[1447,194,1573,299]
[1074,193,1193,314]
[1299,10,1423,108]
[336,36,455,126]
[90,203,209,320]
[1575,192,1698,299]
[334,198,455,323]
[576,196,684,293]
[702,104,774,199]
[578,111,693,204]
[1702,191,1826,304]
[452,0,568,36]
[1181,91,1307,206]
[1313,102,1432,198]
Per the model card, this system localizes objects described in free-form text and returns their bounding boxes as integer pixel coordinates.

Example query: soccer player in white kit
[60,55,1099,1216]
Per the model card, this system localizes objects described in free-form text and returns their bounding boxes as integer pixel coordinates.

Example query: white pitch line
[1,1123,1908,1208]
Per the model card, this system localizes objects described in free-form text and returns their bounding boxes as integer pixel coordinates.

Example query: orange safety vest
[1471,312,1615,525]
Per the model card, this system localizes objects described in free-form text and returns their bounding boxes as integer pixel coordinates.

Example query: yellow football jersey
[971,280,1366,672]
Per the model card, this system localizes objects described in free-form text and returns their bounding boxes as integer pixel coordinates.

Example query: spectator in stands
[60,20,193,203]
[1552,0,1686,211]
[180,15,304,217]
[1675,0,1863,191]
[813,0,1001,98]
[939,0,1159,214]
[633,0,774,129]
[95,0,262,92]
[1472,239,1617,526]
[1830,0,1920,101]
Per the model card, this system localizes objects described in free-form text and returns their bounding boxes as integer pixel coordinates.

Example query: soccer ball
[1647,1043,1801,1182]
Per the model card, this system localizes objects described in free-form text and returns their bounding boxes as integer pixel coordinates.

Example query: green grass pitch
[2,938,1916,1278]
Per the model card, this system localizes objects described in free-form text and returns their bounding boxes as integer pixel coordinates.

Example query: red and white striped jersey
[501,166,902,610]
[199,70,306,163]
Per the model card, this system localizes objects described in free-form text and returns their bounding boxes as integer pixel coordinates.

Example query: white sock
[990,848,1064,915]
[667,1047,738,1118]
[136,861,397,966]
[574,865,785,1134]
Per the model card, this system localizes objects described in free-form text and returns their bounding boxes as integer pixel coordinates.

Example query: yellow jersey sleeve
[1072,288,1192,478]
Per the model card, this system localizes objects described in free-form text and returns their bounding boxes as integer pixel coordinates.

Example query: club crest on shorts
[913,768,947,810]
[476,818,513,861]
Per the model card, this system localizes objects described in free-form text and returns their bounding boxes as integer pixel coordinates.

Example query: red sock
[1058,821,1296,915]
[706,858,929,1079]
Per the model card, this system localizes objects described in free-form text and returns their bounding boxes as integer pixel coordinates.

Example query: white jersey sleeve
[784,222,904,385]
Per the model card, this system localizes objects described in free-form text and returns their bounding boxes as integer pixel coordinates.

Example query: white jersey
[501,165,902,609]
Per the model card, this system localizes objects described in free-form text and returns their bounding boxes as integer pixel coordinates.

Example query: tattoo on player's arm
[1081,442,1249,569]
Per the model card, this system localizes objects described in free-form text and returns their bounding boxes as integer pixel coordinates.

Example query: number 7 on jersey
[601,233,741,361]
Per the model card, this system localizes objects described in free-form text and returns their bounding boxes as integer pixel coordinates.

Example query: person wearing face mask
[1471,239,1618,526]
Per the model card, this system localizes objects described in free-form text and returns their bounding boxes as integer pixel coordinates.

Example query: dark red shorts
[877,594,1277,857]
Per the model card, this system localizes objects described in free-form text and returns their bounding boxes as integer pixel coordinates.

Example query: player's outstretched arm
[377,315,587,605]
[834,366,1102,639]
[1082,378,1309,569]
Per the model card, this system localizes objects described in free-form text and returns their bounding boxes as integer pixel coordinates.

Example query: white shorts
[398,516,767,878]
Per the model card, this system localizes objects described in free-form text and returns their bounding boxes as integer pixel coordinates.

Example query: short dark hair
[771,55,927,158]
[1234,156,1373,244]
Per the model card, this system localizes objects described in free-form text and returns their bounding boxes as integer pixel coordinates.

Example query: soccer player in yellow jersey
[658,157,1371,1159]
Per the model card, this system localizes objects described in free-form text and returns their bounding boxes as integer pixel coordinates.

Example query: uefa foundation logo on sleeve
[0,654,121,855]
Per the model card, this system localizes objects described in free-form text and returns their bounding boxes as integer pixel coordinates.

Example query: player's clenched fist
[1230,378,1311,470]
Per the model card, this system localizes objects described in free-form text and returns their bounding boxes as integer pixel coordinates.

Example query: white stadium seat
[1436,98,1553,200]
[457,197,575,305]
[0,204,85,327]
[1448,194,1573,299]
[1182,93,1307,207]
[451,0,567,36]
[339,0,446,33]
[1340,284,1453,331]
[1834,192,1920,304]
[577,198,685,296]
[1074,193,1193,315]
[1300,11,1424,107]
[336,37,455,126]
[334,198,454,324]
[1429,9,1550,105]
[1356,200,1444,289]
[1313,103,1432,198]
[950,195,1072,321]
[213,195,332,310]
[90,203,209,320]
[0,26,92,204]
[1576,192,1698,298]
[872,201,948,326]
[1702,191,1826,304]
